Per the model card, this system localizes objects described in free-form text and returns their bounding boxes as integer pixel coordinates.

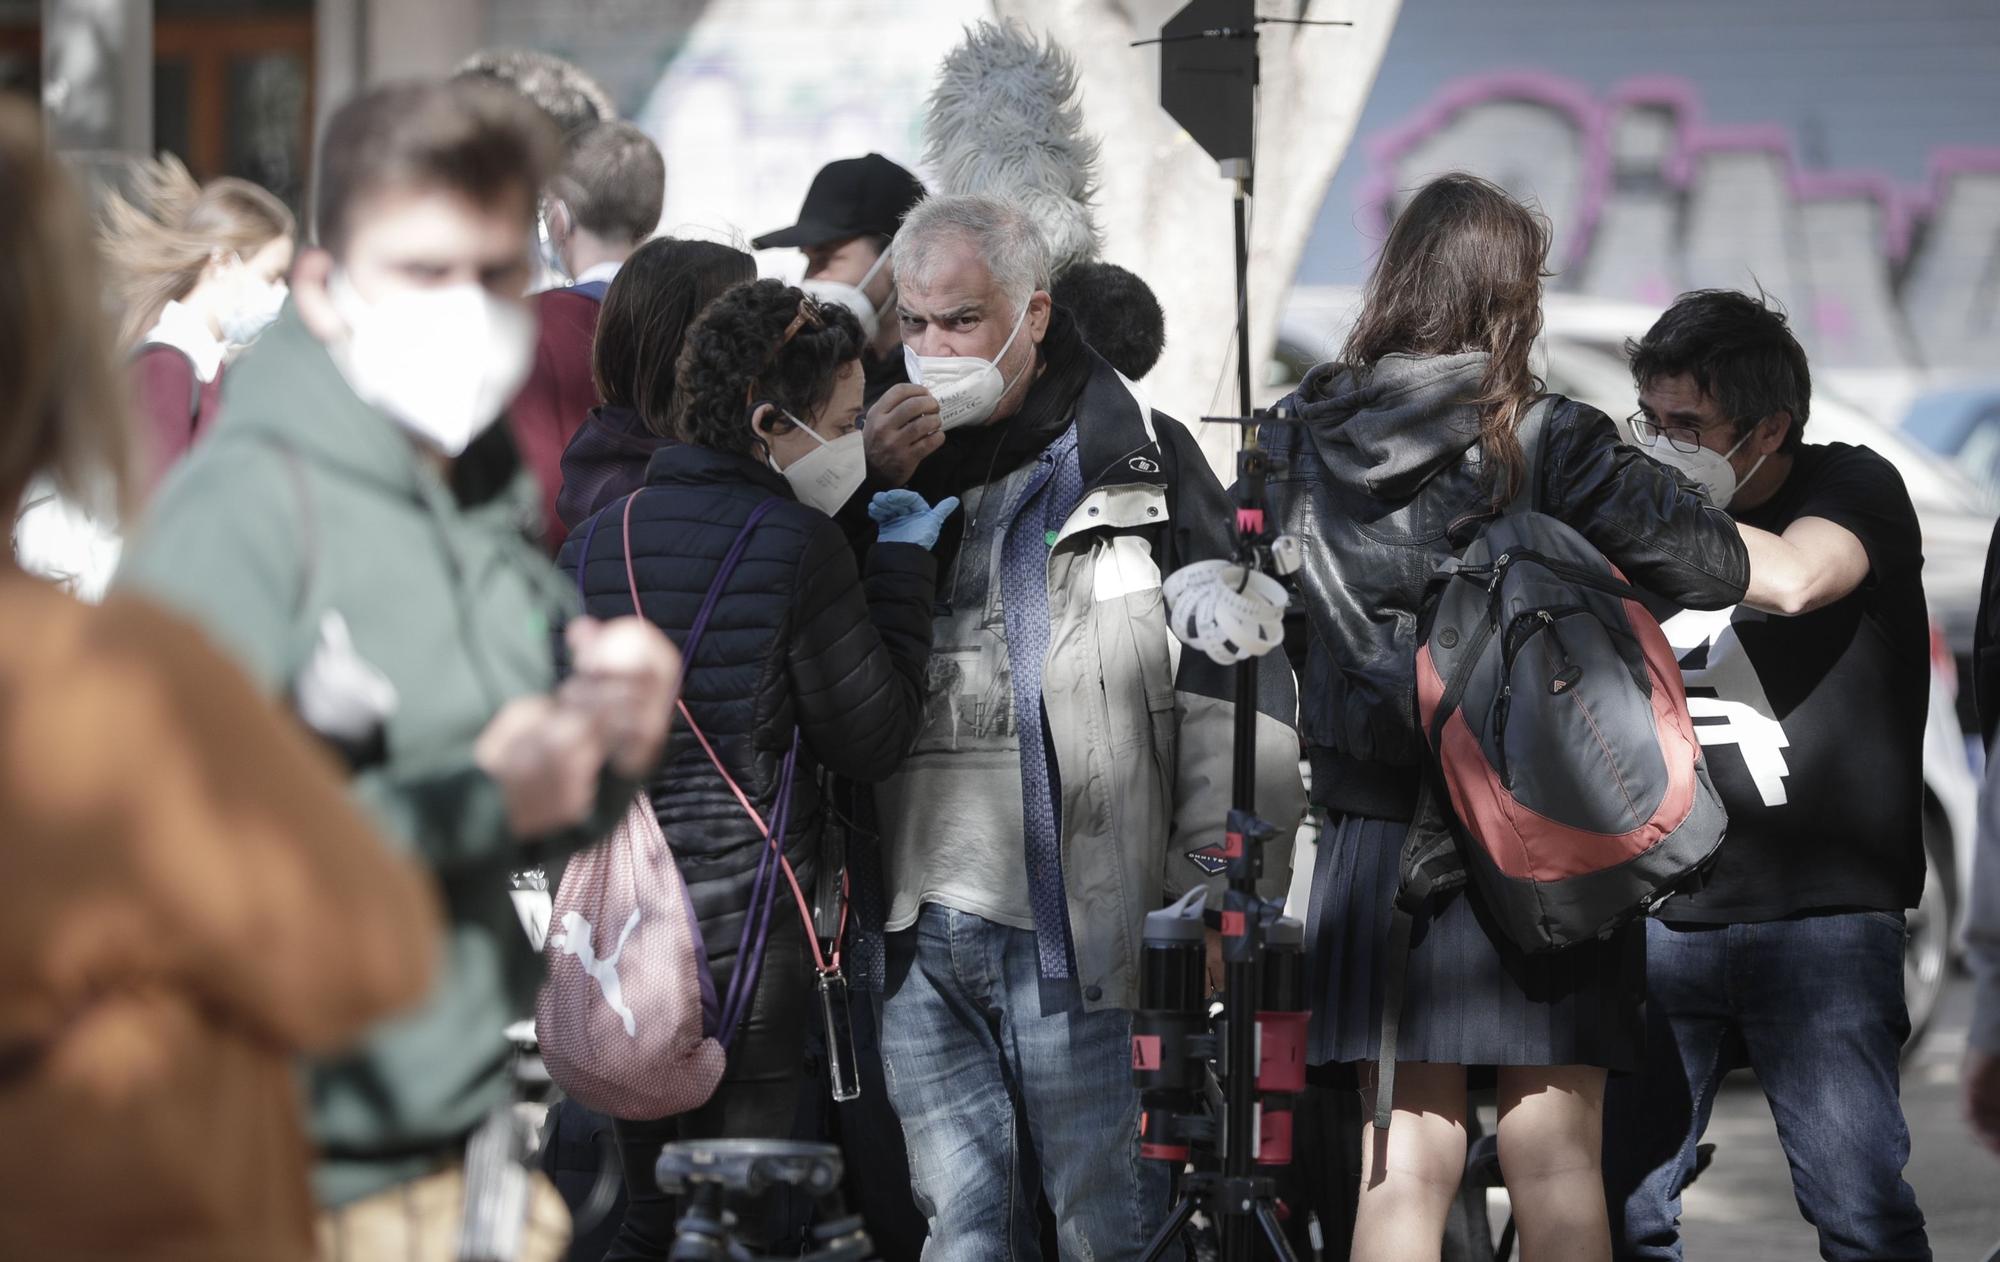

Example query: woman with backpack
[99,156,295,487]
[559,280,953,1258]
[1265,174,1750,1261]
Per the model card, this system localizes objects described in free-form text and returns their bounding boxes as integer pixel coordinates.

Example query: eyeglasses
[1627,411,1704,454]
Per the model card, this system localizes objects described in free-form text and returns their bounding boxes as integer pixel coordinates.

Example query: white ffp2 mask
[768,413,866,516]
[1639,426,1766,509]
[800,249,891,339]
[328,272,536,457]
[217,260,288,346]
[903,302,1031,431]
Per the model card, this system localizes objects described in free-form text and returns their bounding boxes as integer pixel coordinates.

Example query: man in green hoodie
[117,79,679,1261]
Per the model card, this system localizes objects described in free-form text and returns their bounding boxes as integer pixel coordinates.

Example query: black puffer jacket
[558,443,934,987]
[1264,352,1750,820]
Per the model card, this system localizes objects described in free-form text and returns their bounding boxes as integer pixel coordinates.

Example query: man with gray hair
[872,192,1304,1257]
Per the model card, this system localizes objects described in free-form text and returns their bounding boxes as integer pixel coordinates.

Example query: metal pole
[1221,657,1262,1262]
[1220,152,1263,1262]
[1225,159,1255,422]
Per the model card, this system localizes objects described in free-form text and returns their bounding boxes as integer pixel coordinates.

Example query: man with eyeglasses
[1603,289,1932,1260]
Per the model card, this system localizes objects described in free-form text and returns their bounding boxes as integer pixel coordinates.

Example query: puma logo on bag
[554,908,641,1037]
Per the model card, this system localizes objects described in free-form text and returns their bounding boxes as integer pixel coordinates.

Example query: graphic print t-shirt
[1658,443,1929,923]
[876,462,1042,933]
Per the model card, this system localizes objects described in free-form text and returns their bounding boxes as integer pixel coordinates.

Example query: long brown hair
[593,238,756,435]
[1341,173,1549,504]
[98,155,295,348]
[0,98,133,519]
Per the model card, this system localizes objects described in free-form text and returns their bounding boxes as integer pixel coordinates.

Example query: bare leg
[1496,1064,1611,1262]
[1352,1061,1468,1262]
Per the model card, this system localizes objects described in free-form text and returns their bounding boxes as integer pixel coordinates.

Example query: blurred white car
[1901,385,2000,508]
[1277,287,1985,1048]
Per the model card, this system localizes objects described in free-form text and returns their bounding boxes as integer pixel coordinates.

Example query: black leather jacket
[1264,352,1749,820]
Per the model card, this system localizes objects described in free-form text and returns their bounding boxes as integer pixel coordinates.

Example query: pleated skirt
[1303,812,1645,1072]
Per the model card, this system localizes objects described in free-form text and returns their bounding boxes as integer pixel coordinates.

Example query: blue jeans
[1605,914,1930,1261]
[880,904,1173,1261]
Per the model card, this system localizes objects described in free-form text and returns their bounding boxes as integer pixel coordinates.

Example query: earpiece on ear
[747,400,796,439]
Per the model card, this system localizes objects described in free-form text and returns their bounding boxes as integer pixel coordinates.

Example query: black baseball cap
[753,153,927,250]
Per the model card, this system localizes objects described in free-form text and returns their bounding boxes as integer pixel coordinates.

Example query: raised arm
[1545,401,1750,611]
[1738,518,1872,616]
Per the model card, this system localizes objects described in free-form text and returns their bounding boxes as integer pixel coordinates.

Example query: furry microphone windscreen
[922,21,1105,275]
[1053,261,1168,381]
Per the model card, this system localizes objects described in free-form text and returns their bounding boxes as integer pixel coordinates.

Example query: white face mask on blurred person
[327,271,536,457]
[903,302,1029,431]
[800,249,891,339]
[765,409,866,515]
[216,261,288,346]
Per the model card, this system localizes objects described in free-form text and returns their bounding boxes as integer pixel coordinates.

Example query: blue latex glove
[869,489,961,551]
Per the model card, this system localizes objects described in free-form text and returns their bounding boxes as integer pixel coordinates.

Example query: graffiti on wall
[1360,72,2000,372]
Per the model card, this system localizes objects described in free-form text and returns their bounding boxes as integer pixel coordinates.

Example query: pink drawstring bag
[536,791,727,1118]
[536,496,794,1119]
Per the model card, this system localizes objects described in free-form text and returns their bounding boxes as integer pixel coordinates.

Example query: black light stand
[1131,3,1347,1259]
[1133,303,1301,1260]
[1133,375,1301,1260]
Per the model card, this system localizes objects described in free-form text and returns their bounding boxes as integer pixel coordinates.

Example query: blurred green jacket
[117,303,631,1208]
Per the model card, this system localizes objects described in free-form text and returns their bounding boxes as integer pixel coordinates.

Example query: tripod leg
[1253,1200,1302,1262]
[1140,1194,1200,1262]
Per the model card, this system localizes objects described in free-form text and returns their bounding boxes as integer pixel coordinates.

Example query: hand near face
[864,383,945,487]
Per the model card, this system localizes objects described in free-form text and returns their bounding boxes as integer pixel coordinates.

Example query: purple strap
[717,734,800,1046]
[589,490,798,1051]
[682,497,783,664]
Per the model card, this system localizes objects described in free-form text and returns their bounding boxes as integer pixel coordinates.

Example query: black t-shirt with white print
[1657,442,1929,924]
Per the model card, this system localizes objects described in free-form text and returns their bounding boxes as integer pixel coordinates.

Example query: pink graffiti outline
[1358,69,1609,269]
[1359,71,2000,268]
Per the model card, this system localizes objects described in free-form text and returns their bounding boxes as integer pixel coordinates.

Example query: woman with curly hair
[559,279,956,1257]
[99,156,295,484]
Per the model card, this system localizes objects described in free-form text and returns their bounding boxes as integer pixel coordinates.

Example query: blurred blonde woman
[99,155,294,482]
[0,99,439,1262]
